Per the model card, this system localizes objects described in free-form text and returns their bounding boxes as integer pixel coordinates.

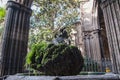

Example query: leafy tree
[29,0,81,48]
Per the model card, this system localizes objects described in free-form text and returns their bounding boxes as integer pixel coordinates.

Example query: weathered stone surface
[5,74,120,80]
[5,76,56,80]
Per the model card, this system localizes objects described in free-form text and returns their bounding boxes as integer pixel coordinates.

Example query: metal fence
[82,57,112,72]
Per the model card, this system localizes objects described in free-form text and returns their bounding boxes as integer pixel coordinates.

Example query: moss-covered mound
[26,43,84,76]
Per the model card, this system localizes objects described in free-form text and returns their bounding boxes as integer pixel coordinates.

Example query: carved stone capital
[7,1,32,15]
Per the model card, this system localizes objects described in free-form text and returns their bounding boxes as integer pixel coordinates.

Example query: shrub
[26,42,48,68]
[26,43,84,76]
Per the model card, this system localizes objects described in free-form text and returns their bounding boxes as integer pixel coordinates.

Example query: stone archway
[80,0,120,73]
[0,0,33,76]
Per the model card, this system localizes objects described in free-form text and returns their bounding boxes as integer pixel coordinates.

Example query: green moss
[26,43,84,76]
[26,42,48,67]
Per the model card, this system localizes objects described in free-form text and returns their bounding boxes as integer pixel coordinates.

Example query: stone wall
[80,0,102,63]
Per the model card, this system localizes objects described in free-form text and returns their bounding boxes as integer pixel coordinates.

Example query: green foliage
[26,42,48,66]
[0,7,5,23]
[26,43,84,76]
[28,0,81,48]
[0,7,5,38]
[28,28,53,48]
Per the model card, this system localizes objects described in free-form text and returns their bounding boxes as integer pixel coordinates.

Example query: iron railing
[82,57,112,72]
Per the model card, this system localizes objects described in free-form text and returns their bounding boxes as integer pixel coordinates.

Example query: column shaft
[100,0,120,73]
[0,0,33,76]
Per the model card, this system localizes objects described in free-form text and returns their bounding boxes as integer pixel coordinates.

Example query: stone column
[74,22,85,56]
[100,0,120,73]
[0,0,33,76]
[83,32,90,58]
